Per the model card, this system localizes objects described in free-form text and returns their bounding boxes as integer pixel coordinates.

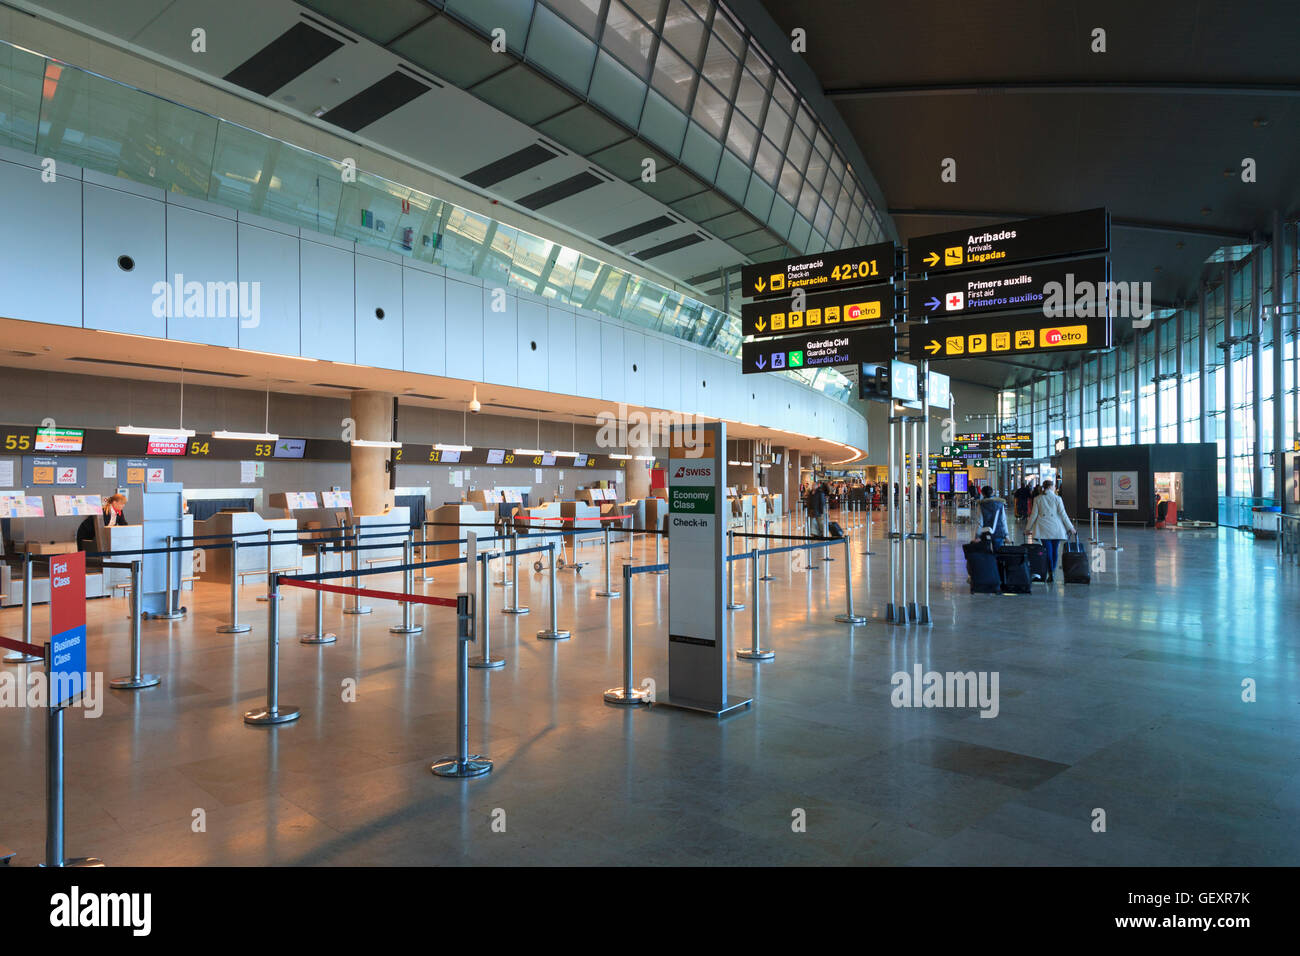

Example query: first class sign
[741,240,895,299]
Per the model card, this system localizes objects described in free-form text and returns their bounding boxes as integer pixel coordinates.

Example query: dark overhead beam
[887,209,1250,242]
[826,81,1300,100]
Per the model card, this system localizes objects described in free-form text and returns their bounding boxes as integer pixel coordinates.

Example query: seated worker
[77,493,129,551]
[977,485,1009,548]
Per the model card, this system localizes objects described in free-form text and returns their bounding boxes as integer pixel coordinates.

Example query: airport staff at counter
[76,494,128,551]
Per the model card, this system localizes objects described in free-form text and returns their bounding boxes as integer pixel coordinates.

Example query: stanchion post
[596,524,619,597]
[432,590,492,778]
[299,544,339,645]
[469,555,504,668]
[835,534,868,624]
[390,534,424,634]
[536,541,571,640]
[4,555,41,663]
[217,539,251,634]
[604,564,650,704]
[760,519,775,580]
[726,529,745,610]
[502,531,530,615]
[110,560,160,688]
[152,534,186,619]
[255,529,276,604]
[243,573,300,725]
[40,704,102,868]
[1111,512,1124,552]
[418,525,435,583]
[737,547,774,660]
[343,523,372,615]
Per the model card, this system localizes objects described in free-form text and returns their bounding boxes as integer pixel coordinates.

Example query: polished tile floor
[1,516,1296,866]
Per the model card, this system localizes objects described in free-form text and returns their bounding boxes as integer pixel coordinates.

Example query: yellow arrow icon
[926,339,941,355]
[756,318,766,331]
[755,277,766,292]
[923,251,940,267]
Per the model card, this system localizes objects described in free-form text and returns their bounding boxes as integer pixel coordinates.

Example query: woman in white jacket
[1024,480,1075,582]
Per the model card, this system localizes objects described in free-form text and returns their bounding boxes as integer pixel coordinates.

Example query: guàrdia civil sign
[742,325,896,374]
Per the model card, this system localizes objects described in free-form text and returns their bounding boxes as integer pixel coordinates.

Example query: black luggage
[828,521,844,539]
[997,553,1032,594]
[963,542,1001,594]
[1062,535,1090,584]
[1024,541,1050,581]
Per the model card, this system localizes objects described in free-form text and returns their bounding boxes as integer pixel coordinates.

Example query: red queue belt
[279,578,459,608]
[512,515,628,524]
[0,635,43,657]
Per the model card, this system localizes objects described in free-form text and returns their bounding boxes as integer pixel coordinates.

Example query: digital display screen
[272,438,306,459]
[35,428,84,453]
[954,472,969,494]
[146,434,188,456]
[937,472,952,493]
[541,453,556,467]
[486,448,505,465]
[574,454,588,467]
[441,449,461,463]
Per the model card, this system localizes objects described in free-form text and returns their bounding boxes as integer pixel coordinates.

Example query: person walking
[977,485,1010,548]
[1024,480,1075,582]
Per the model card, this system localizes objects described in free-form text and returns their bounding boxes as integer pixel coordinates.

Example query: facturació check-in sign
[907,208,1109,275]
[741,241,896,299]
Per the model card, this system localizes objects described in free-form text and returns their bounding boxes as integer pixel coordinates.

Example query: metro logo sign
[1040,325,1088,348]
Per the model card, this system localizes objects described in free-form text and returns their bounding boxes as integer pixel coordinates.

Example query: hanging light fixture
[214,382,278,441]
[514,413,544,456]
[117,366,195,436]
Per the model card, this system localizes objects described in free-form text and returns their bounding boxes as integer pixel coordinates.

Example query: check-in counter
[561,501,603,546]
[353,508,411,567]
[194,512,297,584]
[609,499,644,530]
[644,496,668,532]
[429,504,497,562]
[520,501,564,538]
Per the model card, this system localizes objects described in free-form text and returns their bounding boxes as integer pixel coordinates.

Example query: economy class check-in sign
[741,241,896,299]
[909,311,1112,360]
[742,325,895,374]
[741,282,893,338]
[907,208,1109,275]
[906,255,1108,321]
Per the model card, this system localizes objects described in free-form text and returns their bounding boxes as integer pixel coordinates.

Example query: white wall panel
[516,299,549,391]
[166,204,239,347]
[546,307,577,396]
[444,277,484,382]
[482,288,518,386]
[599,322,624,403]
[236,223,299,355]
[402,268,446,377]
[354,254,404,370]
[660,340,681,413]
[623,330,645,407]
[641,335,663,409]
[82,183,165,336]
[0,161,82,327]
[678,348,698,416]
[573,312,602,399]
[299,239,355,363]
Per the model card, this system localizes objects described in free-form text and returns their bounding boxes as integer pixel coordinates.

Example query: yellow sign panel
[992,331,1011,351]
[771,313,786,331]
[844,301,881,323]
[769,273,785,292]
[788,311,803,328]
[944,246,963,266]
[968,333,987,354]
[32,466,54,484]
[805,308,821,326]
[823,306,840,324]
[945,335,965,355]
[127,467,146,484]
[1015,329,1035,349]
[1040,325,1089,348]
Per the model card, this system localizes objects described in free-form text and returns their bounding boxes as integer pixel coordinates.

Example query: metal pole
[862,499,875,555]
[897,416,909,626]
[390,534,424,634]
[243,574,300,724]
[496,529,511,587]
[1112,512,1124,552]
[536,541,570,640]
[5,555,41,663]
[301,543,338,643]
[885,419,896,620]
[596,524,620,597]
[737,546,773,660]
[761,519,775,580]
[343,523,371,614]
[726,529,745,609]
[418,524,435,583]
[502,531,529,615]
[111,560,160,688]
[256,529,276,603]
[835,534,867,624]
[907,420,919,622]
[432,589,492,778]
[217,539,251,634]
[154,534,185,619]
[603,564,650,704]
[469,555,504,668]
[40,705,102,867]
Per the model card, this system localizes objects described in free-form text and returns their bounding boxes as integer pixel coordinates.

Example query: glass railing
[1217,496,1276,528]
[0,38,856,404]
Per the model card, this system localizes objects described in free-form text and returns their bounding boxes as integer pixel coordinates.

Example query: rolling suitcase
[1024,541,1050,581]
[963,541,1001,594]
[1062,534,1090,584]
[828,521,844,539]
[998,552,1032,594]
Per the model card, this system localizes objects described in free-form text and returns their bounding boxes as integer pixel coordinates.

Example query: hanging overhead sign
[907,208,1109,275]
[741,282,894,338]
[909,311,1111,360]
[741,241,895,299]
[907,255,1109,321]
[742,325,896,374]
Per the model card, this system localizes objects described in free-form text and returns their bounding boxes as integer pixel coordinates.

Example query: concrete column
[625,434,652,500]
[351,390,396,516]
